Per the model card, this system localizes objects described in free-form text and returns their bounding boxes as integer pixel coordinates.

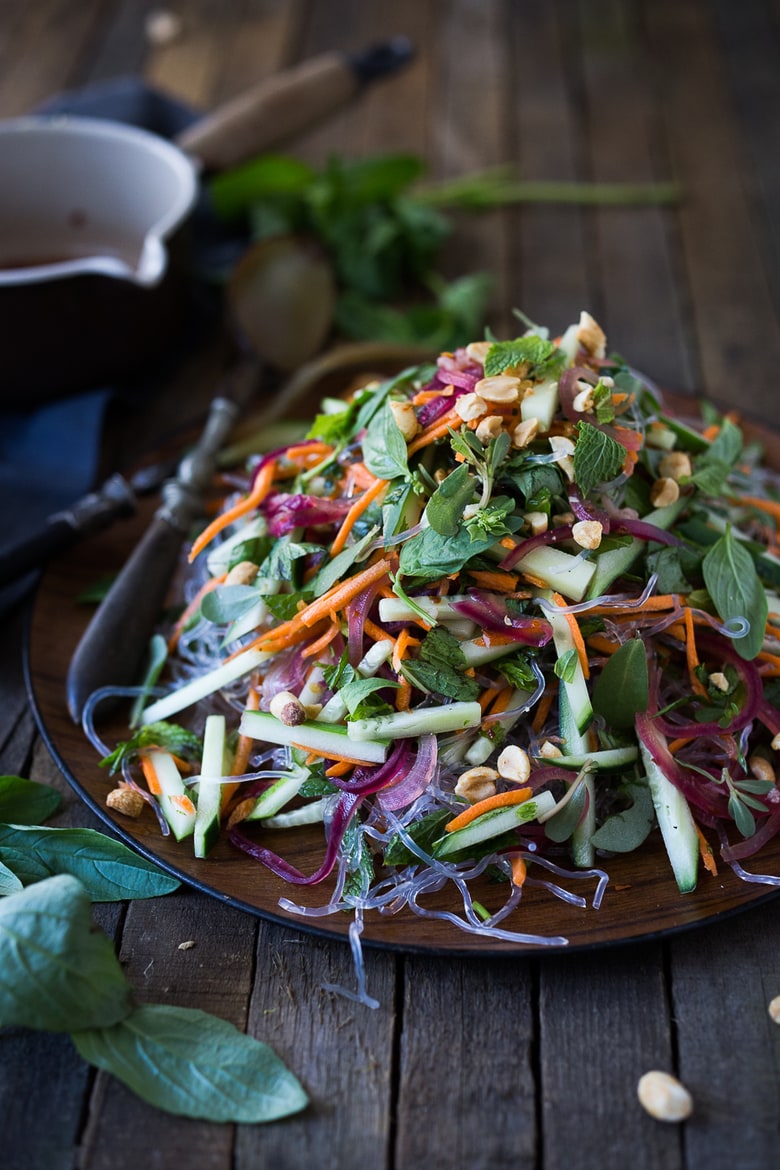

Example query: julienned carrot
[510,855,528,887]
[695,823,718,876]
[445,787,533,833]
[299,558,394,628]
[667,736,694,755]
[167,572,226,652]
[330,476,389,556]
[590,594,680,615]
[683,606,708,696]
[282,441,334,462]
[406,408,461,456]
[733,494,780,527]
[585,633,621,656]
[301,622,342,659]
[467,569,520,592]
[189,459,277,561]
[552,591,589,679]
[392,627,419,674]
[364,616,397,647]
[325,759,355,778]
[532,688,555,735]
[395,678,412,711]
[139,755,162,796]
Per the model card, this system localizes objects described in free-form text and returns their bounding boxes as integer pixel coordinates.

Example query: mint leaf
[496,653,538,690]
[384,809,451,865]
[72,1004,308,1123]
[573,422,626,496]
[592,637,649,728]
[100,722,202,775]
[264,591,307,621]
[702,528,768,660]
[0,826,181,901]
[0,875,132,1032]
[401,627,480,701]
[484,335,558,377]
[0,775,61,825]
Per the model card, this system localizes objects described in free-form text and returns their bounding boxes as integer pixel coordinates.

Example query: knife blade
[66,362,259,722]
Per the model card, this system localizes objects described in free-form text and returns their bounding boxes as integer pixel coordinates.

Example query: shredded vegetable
[85,310,780,1003]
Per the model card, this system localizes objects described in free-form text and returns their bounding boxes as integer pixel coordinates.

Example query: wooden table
[3,3,780,1167]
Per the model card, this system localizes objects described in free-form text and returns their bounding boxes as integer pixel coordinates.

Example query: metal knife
[66,363,258,722]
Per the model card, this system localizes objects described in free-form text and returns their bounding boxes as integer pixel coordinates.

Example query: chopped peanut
[455,392,489,422]
[466,340,493,363]
[708,671,730,693]
[637,1071,693,1122]
[576,310,607,359]
[768,995,780,1024]
[538,741,563,760]
[549,435,576,482]
[475,414,505,444]
[650,477,680,507]
[389,399,420,441]
[106,787,145,818]
[497,745,531,784]
[454,766,499,805]
[572,381,595,413]
[572,520,603,550]
[523,511,549,536]
[749,755,776,784]
[511,417,540,448]
[269,690,307,726]
[552,510,576,528]
[659,451,693,481]
[772,733,780,752]
[225,560,259,587]
[474,374,522,404]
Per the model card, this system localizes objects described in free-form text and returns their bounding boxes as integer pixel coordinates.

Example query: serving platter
[26,393,780,956]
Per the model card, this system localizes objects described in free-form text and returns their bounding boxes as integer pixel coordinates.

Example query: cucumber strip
[584,497,686,601]
[193,714,227,858]
[520,377,559,431]
[260,800,327,829]
[532,746,639,770]
[239,709,388,764]
[140,647,271,725]
[432,790,556,859]
[318,639,394,724]
[145,750,197,842]
[245,766,309,821]
[205,516,267,576]
[539,589,593,734]
[558,687,596,867]
[347,701,482,743]
[377,595,472,623]
[460,640,522,668]
[515,546,596,602]
[464,686,533,765]
[638,740,699,894]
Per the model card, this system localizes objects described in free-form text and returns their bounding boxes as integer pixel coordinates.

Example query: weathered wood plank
[0,0,107,114]
[235,920,396,1170]
[394,956,537,1170]
[644,0,780,426]
[670,903,780,1170]
[506,0,592,337]
[577,0,696,391]
[539,944,682,1170]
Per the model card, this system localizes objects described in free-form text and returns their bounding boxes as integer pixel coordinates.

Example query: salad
[87,310,780,970]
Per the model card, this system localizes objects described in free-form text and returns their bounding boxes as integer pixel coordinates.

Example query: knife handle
[0,474,136,589]
[66,513,185,723]
[175,38,414,171]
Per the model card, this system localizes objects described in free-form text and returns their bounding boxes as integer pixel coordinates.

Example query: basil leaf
[0,859,22,894]
[362,402,410,480]
[702,528,768,660]
[553,649,578,683]
[590,780,654,852]
[0,875,132,1032]
[573,422,626,496]
[425,463,476,536]
[309,528,377,598]
[0,775,61,825]
[201,585,263,624]
[338,676,400,716]
[399,515,522,579]
[0,825,180,901]
[592,638,649,728]
[100,721,202,775]
[72,1004,308,1123]
[384,808,451,865]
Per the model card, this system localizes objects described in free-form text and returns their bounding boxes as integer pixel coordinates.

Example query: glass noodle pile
[87,310,780,981]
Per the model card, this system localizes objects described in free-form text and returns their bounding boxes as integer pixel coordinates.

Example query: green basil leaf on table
[0,859,23,894]
[702,527,768,660]
[0,825,180,901]
[0,875,132,1032]
[72,1004,309,1123]
[0,774,61,824]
